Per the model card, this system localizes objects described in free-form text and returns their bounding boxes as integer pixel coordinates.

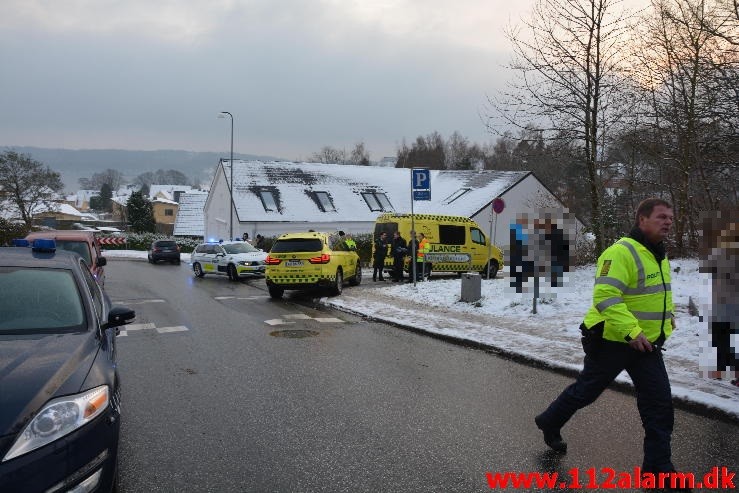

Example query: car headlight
[2,386,109,462]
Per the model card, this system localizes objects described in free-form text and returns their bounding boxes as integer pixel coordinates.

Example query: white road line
[214,296,236,300]
[125,323,156,331]
[156,326,189,334]
[265,319,296,326]
[314,318,344,323]
[118,330,128,337]
[237,296,270,300]
[113,299,165,305]
[284,314,312,320]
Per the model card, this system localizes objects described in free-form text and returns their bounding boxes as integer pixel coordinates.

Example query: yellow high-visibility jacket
[583,237,674,343]
[417,238,430,262]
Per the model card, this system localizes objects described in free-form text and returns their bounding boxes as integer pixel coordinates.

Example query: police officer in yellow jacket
[535,199,686,485]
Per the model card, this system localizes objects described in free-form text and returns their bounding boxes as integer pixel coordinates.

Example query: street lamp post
[218,111,234,241]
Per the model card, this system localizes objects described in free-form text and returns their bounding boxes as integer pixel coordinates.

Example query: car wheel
[193,262,205,278]
[268,285,284,299]
[175,259,181,265]
[148,255,154,264]
[349,261,362,286]
[481,260,499,279]
[227,264,238,281]
[330,269,343,296]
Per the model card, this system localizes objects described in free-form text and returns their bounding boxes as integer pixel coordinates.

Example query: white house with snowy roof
[199,160,583,249]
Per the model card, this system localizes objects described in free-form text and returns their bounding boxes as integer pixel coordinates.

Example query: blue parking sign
[412,168,430,190]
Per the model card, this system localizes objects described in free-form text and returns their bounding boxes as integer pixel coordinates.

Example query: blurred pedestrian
[416,232,431,281]
[391,231,407,282]
[255,234,265,250]
[373,231,388,282]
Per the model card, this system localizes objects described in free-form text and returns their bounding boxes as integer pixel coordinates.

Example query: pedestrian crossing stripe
[118,324,189,337]
[265,314,345,325]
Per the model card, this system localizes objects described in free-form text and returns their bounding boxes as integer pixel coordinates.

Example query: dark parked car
[148,240,181,264]
[0,239,135,493]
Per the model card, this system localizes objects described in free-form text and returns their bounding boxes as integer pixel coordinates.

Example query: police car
[0,239,135,493]
[265,231,362,299]
[191,240,268,280]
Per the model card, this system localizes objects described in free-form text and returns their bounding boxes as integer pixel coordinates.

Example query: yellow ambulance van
[373,213,504,279]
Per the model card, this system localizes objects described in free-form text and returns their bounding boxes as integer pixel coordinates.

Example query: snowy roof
[149,184,192,201]
[220,160,529,222]
[173,191,208,237]
[152,197,178,206]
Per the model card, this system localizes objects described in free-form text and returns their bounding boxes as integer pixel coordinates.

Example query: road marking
[126,323,156,331]
[113,299,166,305]
[265,314,346,325]
[156,325,189,334]
[265,319,296,326]
[214,296,236,300]
[118,323,189,337]
[237,296,270,300]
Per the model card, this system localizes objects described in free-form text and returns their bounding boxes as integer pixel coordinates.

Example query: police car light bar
[31,239,57,252]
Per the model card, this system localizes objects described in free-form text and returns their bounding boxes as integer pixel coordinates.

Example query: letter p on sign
[412,168,430,190]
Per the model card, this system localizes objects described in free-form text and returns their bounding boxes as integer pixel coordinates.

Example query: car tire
[330,269,343,296]
[175,259,181,265]
[268,285,284,299]
[148,256,154,264]
[193,262,205,278]
[227,264,238,281]
[481,260,499,279]
[349,262,362,286]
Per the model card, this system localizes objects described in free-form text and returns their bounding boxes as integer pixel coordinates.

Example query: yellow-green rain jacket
[583,237,673,343]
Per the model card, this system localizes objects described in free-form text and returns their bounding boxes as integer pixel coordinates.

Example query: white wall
[471,174,584,251]
[204,166,237,241]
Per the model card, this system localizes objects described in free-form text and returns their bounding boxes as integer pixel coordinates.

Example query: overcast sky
[0,0,638,161]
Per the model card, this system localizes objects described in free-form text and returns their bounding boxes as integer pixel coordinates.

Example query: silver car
[191,241,267,281]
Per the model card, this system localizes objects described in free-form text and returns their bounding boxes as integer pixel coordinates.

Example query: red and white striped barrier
[98,237,127,245]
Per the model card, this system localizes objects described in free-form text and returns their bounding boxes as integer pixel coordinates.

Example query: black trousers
[393,256,405,280]
[537,329,674,473]
[712,321,738,371]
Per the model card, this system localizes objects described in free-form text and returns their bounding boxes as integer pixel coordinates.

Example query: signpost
[410,168,430,285]
[487,197,504,279]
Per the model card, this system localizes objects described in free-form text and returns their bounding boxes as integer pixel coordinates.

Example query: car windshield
[223,242,259,254]
[0,267,85,333]
[271,238,323,253]
[55,240,92,264]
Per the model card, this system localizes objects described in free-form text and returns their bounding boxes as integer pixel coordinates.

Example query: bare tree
[488,0,637,254]
[78,168,125,191]
[0,150,63,229]
[348,142,370,165]
[310,146,346,164]
[631,0,739,253]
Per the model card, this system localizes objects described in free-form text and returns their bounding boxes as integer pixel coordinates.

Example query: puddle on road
[269,329,320,339]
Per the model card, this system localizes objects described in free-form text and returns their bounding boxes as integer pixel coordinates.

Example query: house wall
[204,167,236,240]
[471,174,585,252]
[152,202,178,225]
[232,220,371,241]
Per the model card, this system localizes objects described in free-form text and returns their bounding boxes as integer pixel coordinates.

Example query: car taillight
[308,253,331,264]
[265,255,282,265]
[154,248,161,253]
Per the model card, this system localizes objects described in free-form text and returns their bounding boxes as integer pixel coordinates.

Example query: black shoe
[379,277,385,281]
[534,415,567,453]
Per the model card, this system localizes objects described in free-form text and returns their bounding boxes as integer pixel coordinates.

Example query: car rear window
[156,241,177,248]
[271,238,323,253]
[0,267,85,333]
[55,240,92,265]
[223,243,259,254]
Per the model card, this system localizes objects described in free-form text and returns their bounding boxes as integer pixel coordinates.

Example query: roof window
[362,192,394,212]
[312,191,336,212]
[258,190,278,212]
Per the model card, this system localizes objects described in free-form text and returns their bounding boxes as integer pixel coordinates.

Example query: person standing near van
[391,231,407,282]
[373,232,389,282]
[416,232,431,280]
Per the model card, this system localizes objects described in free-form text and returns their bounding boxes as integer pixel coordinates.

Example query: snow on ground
[104,249,738,418]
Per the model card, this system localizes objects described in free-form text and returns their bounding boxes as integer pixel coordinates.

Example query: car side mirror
[97,257,107,267]
[108,305,135,327]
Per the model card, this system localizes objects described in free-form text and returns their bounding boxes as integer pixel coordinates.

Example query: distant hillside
[2,146,283,192]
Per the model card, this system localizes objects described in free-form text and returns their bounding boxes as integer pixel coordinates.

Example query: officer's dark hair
[634,198,672,227]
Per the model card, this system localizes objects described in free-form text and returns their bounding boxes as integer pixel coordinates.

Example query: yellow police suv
[265,231,362,299]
